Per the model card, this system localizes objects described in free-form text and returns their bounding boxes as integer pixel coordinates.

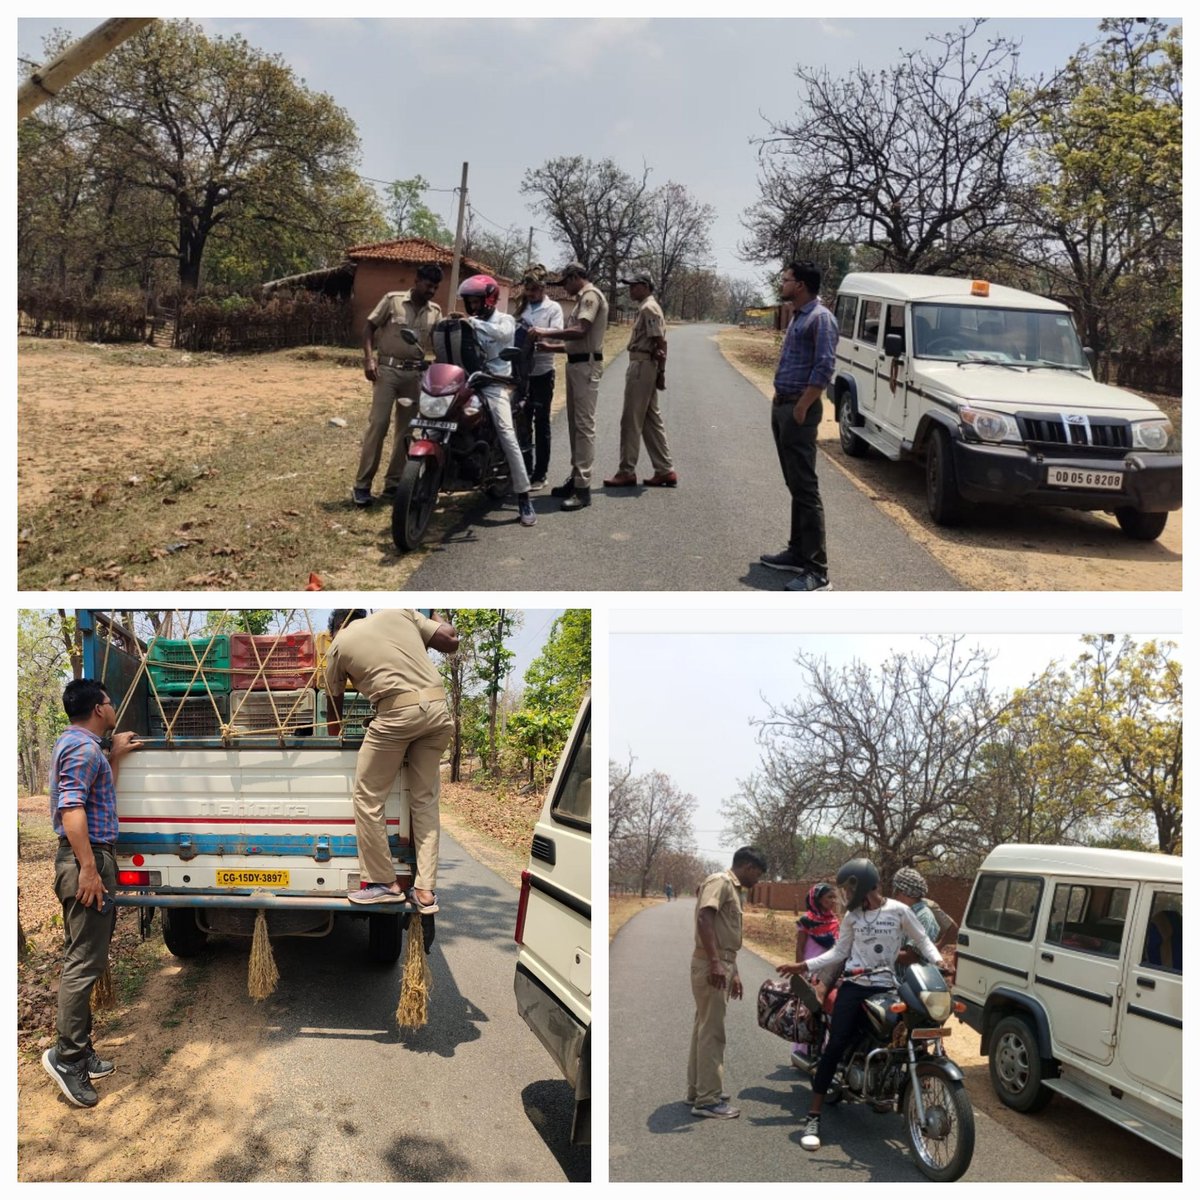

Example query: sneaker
[85,1049,115,1080]
[759,549,807,573]
[380,486,398,502]
[801,1113,821,1150]
[528,477,547,492]
[519,498,537,527]
[347,883,404,905]
[42,1047,98,1108]
[550,476,576,498]
[686,1092,730,1105]
[561,488,591,510]
[691,1101,740,1119]
[785,571,832,593]
[352,487,374,508]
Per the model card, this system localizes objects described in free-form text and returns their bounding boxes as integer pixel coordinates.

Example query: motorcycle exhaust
[790,1049,819,1075]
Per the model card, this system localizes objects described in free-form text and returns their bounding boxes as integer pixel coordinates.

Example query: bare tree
[463,219,530,281]
[608,765,698,896]
[635,182,715,315]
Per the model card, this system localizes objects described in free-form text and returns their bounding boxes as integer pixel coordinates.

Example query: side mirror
[884,332,905,358]
[1083,347,1097,373]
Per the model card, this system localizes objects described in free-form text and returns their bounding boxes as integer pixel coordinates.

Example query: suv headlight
[1131,420,1172,452]
[419,392,453,419]
[960,407,1021,443]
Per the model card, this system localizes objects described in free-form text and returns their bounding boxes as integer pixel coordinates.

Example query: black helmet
[836,858,880,912]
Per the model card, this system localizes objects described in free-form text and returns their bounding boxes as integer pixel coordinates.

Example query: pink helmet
[457,274,500,305]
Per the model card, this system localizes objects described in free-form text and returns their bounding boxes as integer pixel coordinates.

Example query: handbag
[756,978,804,1042]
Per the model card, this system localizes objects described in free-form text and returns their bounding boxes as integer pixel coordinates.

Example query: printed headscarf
[796,882,840,949]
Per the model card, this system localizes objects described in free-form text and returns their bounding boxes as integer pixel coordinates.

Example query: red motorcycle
[391,341,528,552]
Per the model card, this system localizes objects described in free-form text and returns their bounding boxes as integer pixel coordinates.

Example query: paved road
[407,323,960,591]
[199,831,588,1182]
[610,901,1073,1183]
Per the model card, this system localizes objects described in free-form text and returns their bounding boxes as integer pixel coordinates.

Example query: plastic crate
[228,689,316,737]
[315,631,356,692]
[147,635,231,695]
[230,632,317,691]
[148,694,229,740]
[316,690,372,737]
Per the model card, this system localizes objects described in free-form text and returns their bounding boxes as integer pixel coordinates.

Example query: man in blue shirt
[42,678,141,1108]
[761,261,839,592]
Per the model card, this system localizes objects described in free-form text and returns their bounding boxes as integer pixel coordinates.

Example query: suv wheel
[926,427,966,526]
[1114,508,1168,541]
[988,1014,1054,1113]
[837,393,867,458]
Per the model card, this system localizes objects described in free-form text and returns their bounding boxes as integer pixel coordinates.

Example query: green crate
[148,694,229,740]
[147,635,231,695]
[317,691,372,737]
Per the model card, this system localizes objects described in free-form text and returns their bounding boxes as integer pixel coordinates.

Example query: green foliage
[17,611,73,794]
[386,176,453,245]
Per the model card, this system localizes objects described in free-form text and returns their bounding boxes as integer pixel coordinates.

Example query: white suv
[954,844,1181,1158]
[830,274,1181,540]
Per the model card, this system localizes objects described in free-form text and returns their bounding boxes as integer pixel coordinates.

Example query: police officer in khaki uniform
[355,263,443,507]
[605,272,677,488]
[528,262,609,510]
[688,846,768,1119]
[325,609,458,911]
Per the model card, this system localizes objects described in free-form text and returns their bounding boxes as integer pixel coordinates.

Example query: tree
[44,20,376,291]
[464,221,530,281]
[386,175,453,245]
[635,182,715,315]
[521,156,653,306]
[743,20,1028,275]
[17,611,74,794]
[608,765,698,897]
[722,276,766,324]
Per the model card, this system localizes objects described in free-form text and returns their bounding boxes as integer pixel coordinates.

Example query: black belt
[59,837,115,851]
[567,352,603,364]
[379,356,424,371]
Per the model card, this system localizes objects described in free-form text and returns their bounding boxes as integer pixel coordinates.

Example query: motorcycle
[787,963,975,1181]
[390,329,530,553]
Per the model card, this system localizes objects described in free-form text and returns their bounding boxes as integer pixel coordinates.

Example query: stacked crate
[148,694,229,740]
[316,691,373,738]
[227,688,317,739]
[230,632,316,691]
[147,635,231,695]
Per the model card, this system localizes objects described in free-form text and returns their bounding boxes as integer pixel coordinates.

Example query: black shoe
[85,1048,115,1079]
[550,477,577,498]
[561,488,591,510]
[760,549,807,574]
[42,1047,99,1108]
[785,570,833,593]
[380,486,398,502]
[352,487,373,508]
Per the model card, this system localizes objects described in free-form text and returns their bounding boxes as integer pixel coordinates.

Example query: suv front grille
[1017,412,1131,458]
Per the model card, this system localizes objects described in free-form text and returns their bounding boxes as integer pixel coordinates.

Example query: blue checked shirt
[774,297,839,396]
[50,726,118,844]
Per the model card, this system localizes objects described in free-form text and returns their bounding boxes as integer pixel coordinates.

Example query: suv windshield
[912,304,1087,368]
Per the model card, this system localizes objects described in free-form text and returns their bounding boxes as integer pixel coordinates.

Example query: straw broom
[247,908,279,1000]
[91,965,115,1010]
[395,917,432,1029]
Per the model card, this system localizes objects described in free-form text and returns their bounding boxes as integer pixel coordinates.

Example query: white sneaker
[801,1113,821,1150]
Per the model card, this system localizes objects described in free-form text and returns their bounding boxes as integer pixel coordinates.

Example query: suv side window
[550,718,591,829]
[1140,891,1182,973]
[966,873,1042,940]
[1046,882,1129,958]
[856,299,881,345]
[834,294,857,337]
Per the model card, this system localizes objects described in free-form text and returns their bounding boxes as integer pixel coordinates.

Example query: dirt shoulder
[716,328,1182,591]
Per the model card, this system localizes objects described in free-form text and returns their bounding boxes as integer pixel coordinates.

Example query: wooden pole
[447,162,469,308]
[526,226,534,271]
[18,18,155,120]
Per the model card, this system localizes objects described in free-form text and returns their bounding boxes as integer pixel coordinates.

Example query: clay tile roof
[345,236,512,284]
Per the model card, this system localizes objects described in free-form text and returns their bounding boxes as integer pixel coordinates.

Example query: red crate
[229,632,317,690]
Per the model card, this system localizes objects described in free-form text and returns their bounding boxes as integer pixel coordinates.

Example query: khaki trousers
[565,359,604,488]
[355,366,421,492]
[352,699,453,891]
[687,956,731,1106]
[618,359,672,476]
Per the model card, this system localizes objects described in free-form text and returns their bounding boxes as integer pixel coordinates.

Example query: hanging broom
[247,908,279,1000]
[395,916,432,1029]
[91,965,115,1011]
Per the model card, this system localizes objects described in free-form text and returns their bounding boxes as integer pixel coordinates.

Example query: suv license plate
[1047,466,1123,491]
[215,869,289,887]
[411,418,457,432]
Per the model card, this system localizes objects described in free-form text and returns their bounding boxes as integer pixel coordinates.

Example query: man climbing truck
[77,609,437,988]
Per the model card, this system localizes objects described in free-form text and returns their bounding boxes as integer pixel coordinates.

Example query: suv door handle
[958,933,969,946]
[1135,976,1157,989]
[1041,952,1054,962]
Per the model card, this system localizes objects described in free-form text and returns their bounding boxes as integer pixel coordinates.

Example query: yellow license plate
[214,869,290,887]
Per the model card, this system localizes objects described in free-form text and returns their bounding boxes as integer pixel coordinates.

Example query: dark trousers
[770,397,828,578]
[54,842,118,1061]
[812,982,890,1095]
[522,370,554,481]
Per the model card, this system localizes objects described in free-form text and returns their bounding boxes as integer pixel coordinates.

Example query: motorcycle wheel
[392,457,442,552]
[903,1065,975,1182]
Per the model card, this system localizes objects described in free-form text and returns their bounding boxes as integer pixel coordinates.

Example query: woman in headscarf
[792,882,840,1054]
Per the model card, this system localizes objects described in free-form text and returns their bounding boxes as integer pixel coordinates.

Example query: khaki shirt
[693,869,744,963]
[325,610,443,702]
[367,290,442,360]
[570,283,609,355]
[627,295,666,354]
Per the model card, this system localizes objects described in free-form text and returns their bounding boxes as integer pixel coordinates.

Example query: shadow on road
[520,1080,591,1182]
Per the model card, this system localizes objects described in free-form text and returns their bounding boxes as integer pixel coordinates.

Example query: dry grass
[609,895,663,941]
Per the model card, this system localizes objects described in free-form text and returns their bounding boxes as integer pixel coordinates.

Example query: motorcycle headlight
[419,392,453,419]
[1131,420,1172,452]
[920,990,952,1023]
[960,407,1021,443]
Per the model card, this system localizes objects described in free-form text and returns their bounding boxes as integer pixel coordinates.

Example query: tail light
[890,1001,908,1013]
[117,870,161,886]
[514,869,532,944]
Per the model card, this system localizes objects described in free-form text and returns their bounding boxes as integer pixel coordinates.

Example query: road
[407,323,960,591]
[610,900,1073,1183]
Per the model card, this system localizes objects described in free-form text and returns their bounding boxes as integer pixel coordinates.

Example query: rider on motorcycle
[457,274,536,528]
[777,858,946,1153]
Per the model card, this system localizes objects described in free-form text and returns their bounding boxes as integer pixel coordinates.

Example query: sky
[17,16,1115,288]
[609,623,1178,863]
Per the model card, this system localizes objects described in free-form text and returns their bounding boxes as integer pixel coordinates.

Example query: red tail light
[514,869,532,944]
[118,870,151,886]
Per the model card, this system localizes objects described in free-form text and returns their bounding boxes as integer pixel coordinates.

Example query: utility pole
[447,161,469,308]
[526,226,534,271]
[18,18,155,119]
